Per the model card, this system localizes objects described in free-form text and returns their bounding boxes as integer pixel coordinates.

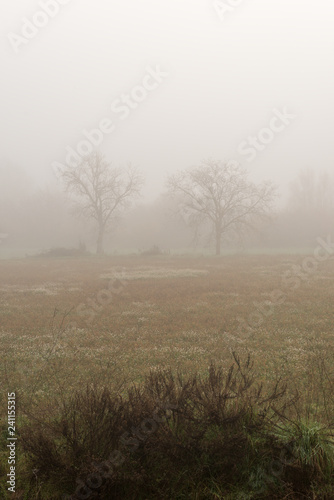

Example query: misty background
[1,0,333,257]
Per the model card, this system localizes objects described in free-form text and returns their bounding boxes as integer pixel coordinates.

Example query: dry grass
[0,253,334,414]
[1,253,334,498]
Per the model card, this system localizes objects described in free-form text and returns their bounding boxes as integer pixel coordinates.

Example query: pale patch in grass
[132,301,157,309]
[0,282,82,295]
[121,310,138,316]
[0,331,11,338]
[32,286,58,295]
[0,283,60,295]
[223,332,245,345]
[121,301,161,316]
[100,266,208,280]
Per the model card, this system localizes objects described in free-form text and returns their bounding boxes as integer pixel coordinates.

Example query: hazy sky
[1,0,333,201]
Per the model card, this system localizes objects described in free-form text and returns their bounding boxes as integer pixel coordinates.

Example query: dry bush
[21,354,334,499]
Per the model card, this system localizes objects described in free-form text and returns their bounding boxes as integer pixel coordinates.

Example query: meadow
[1,253,334,498]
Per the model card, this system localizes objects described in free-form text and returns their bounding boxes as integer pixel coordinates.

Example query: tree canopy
[167,159,276,255]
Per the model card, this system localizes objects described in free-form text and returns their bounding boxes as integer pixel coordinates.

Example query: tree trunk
[215,228,221,256]
[96,225,104,255]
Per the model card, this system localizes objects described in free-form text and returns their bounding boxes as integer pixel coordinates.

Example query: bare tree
[167,159,276,255]
[283,168,334,245]
[58,151,144,254]
[288,168,334,213]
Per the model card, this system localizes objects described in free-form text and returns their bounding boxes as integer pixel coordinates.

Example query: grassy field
[1,253,334,498]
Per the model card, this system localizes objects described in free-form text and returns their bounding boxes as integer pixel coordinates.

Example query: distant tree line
[0,154,333,255]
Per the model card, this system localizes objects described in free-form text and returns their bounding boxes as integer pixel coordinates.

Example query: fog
[1,0,334,256]
[2,6,334,496]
